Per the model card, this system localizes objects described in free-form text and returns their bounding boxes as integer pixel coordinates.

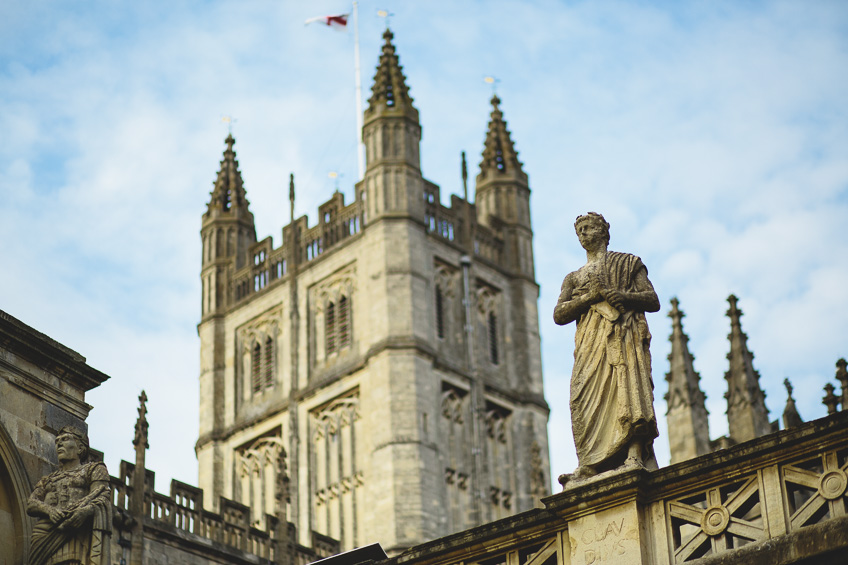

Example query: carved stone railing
[424,194,461,245]
[423,188,506,269]
[382,411,848,565]
[112,460,339,564]
[230,194,365,305]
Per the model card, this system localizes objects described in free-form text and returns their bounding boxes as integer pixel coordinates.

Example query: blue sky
[2,1,847,497]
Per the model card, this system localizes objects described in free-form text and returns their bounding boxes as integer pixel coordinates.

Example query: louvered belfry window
[326,301,336,355]
[252,342,262,393]
[435,285,445,339]
[263,337,274,389]
[488,312,499,365]
[325,296,352,358]
[338,296,350,349]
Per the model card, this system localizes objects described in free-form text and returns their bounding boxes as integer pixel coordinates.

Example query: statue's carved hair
[574,212,610,245]
[57,425,90,463]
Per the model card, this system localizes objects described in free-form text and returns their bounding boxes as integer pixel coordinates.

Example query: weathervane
[221,115,237,134]
[377,9,394,27]
[328,171,343,191]
[484,76,500,95]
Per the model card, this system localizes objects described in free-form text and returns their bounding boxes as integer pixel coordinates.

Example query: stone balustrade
[111,460,338,565]
[382,411,848,565]
[230,196,366,305]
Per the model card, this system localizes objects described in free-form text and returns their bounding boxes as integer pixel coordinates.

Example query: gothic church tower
[196,29,550,555]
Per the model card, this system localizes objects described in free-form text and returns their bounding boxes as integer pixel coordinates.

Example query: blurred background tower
[195,29,550,554]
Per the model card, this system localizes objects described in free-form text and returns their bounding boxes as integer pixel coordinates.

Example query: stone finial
[724,295,771,442]
[782,378,803,429]
[836,358,848,410]
[289,172,295,213]
[133,390,149,450]
[130,391,148,565]
[665,297,710,463]
[366,28,416,115]
[823,383,840,415]
[477,94,526,182]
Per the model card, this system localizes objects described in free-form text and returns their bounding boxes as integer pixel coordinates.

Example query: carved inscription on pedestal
[568,503,641,565]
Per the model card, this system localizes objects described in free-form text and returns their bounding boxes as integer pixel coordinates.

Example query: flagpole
[353,1,365,180]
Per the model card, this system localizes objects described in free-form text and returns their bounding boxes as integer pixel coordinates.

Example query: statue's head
[56,426,90,463]
[574,212,610,247]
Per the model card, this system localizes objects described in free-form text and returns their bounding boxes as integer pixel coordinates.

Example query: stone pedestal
[568,500,643,565]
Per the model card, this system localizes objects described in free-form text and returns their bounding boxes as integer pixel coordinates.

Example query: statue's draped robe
[29,461,112,565]
[569,252,658,470]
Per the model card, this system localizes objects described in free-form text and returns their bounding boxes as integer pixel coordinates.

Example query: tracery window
[311,392,363,548]
[485,401,514,520]
[434,265,458,344]
[441,383,472,532]
[236,434,288,528]
[239,314,281,400]
[310,266,356,365]
[477,285,501,367]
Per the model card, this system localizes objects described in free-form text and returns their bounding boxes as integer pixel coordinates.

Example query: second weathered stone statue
[26,426,112,565]
[554,212,660,482]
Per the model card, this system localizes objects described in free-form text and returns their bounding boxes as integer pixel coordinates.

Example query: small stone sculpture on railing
[554,212,660,485]
[27,425,112,565]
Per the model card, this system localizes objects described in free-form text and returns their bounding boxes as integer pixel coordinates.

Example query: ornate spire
[133,389,149,450]
[665,297,711,463]
[207,134,250,215]
[724,295,772,442]
[665,298,708,411]
[366,28,417,119]
[782,378,803,429]
[478,95,526,183]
